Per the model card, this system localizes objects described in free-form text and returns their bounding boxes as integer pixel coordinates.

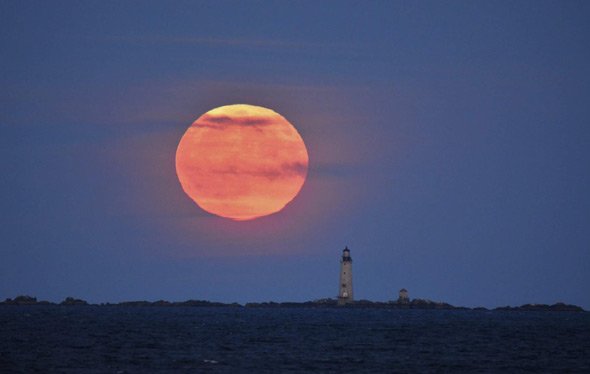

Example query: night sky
[2,1,590,308]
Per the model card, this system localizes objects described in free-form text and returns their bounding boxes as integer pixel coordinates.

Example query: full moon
[175,104,309,221]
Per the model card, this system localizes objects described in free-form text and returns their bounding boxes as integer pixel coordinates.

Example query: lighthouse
[338,247,353,305]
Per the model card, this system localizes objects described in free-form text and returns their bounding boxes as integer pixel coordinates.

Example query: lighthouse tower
[338,247,353,305]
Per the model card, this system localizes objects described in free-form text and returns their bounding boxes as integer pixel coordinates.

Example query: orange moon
[175,104,309,221]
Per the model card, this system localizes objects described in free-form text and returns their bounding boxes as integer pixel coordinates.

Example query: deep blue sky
[2,1,589,308]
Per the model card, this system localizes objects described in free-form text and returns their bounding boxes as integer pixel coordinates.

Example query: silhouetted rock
[117,301,152,307]
[495,302,584,312]
[19,295,37,304]
[60,297,88,306]
[112,299,241,307]
[1,295,53,305]
[175,299,237,307]
[312,298,338,305]
[409,298,456,309]
[246,300,340,308]
[246,299,459,309]
[0,295,584,311]
[548,302,584,312]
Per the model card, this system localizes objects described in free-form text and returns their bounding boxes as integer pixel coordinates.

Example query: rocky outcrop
[245,298,460,309]
[0,295,585,311]
[245,299,584,311]
[60,297,88,306]
[495,302,584,312]
[245,299,339,308]
[2,295,53,305]
[112,299,241,307]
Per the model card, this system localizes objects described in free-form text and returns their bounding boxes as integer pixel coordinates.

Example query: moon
[175,104,309,221]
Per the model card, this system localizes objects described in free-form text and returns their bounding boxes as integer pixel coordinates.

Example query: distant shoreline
[1,295,585,312]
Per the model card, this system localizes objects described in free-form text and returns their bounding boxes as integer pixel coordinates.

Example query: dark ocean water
[1,306,589,373]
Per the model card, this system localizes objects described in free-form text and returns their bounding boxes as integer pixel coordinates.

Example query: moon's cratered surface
[175,104,309,221]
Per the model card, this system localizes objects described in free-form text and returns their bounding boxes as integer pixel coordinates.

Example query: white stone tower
[338,247,353,305]
[398,288,409,304]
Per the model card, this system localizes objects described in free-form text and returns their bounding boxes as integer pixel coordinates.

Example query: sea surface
[1,306,589,372]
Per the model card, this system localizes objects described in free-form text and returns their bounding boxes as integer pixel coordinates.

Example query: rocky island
[1,295,584,312]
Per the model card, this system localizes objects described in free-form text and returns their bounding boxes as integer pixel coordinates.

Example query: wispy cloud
[210,161,308,180]
[196,114,276,129]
